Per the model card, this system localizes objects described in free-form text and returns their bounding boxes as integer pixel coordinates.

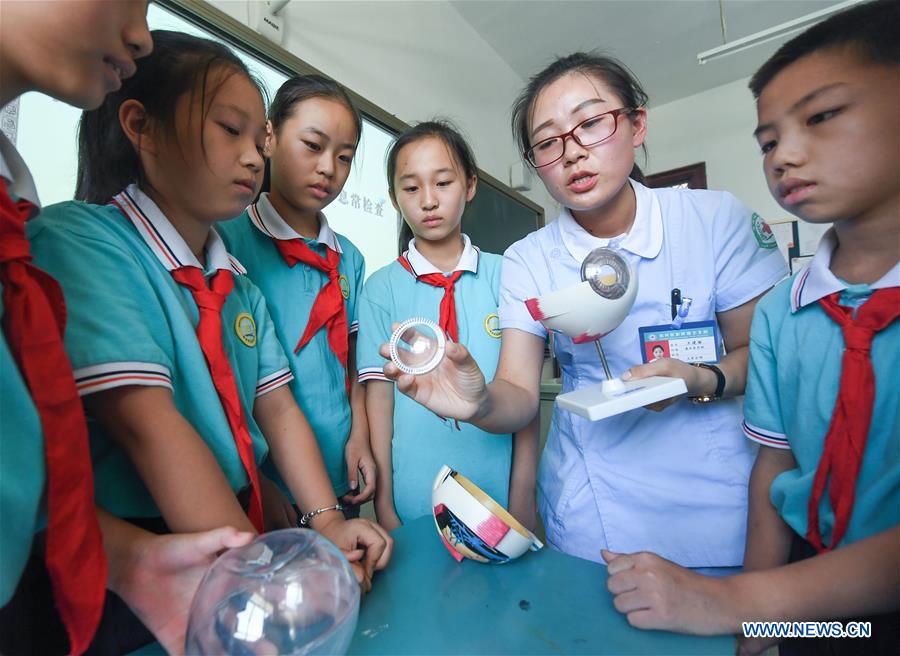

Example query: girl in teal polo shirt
[29,31,391,592]
[0,6,261,654]
[218,75,374,519]
[357,120,538,531]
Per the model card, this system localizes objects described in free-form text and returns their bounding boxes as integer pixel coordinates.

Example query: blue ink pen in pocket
[672,296,693,328]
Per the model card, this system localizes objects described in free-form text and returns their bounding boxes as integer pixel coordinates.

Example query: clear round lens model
[581,247,631,299]
[389,317,446,376]
[185,529,360,655]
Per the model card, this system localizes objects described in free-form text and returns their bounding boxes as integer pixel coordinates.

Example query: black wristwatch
[691,363,726,403]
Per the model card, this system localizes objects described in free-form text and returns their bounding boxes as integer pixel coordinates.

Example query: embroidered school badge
[751,213,777,249]
[339,274,351,300]
[484,313,501,338]
[234,312,257,347]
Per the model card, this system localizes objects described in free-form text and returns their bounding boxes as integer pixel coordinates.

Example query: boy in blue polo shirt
[603,3,899,653]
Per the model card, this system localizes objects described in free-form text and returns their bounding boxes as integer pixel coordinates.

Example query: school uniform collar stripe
[558,178,663,263]
[114,189,182,268]
[247,202,276,239]
[399,252,419,277]
[113,184,246,275]
[228,255,247,275]
[789,228,900,313]
[404,234,479,276]
[791,267,812,312]
[250,192,343,253]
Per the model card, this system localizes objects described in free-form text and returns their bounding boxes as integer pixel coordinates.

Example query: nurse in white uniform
[382,52,787,567]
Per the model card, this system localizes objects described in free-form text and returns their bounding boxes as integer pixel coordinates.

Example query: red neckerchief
[170,266,265,532]
[0,178,107,654]
[397,254,464,342]
[274,238,350,395]
[807,287,900,551]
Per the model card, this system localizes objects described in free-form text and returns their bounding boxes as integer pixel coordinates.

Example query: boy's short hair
[749,0,900,99]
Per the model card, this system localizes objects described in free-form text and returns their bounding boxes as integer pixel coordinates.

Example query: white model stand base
[555,376,687,421]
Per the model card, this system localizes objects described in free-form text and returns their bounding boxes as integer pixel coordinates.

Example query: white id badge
[638,320,721,364]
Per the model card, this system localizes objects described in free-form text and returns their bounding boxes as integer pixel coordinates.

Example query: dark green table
[348,515,735,655]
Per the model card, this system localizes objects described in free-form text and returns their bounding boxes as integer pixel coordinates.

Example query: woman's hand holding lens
[380,334,487,423]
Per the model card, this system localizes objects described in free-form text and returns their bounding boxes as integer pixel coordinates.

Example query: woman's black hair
[75,30,261,204]
[259,74,362,195]
[511,52,648,183]
[385,119,477,252]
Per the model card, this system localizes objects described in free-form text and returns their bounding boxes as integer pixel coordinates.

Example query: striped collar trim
[248,192,342,253]
[403,234,479,276]
[111,184,246,275]
[790,228,900,313]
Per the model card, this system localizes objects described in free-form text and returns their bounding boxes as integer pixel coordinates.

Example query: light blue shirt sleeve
[29,209,175,393]
[349,246,365,332]
[248,285,293,397]
[712,194,788,312]
[356,273,392,383]
[742,293,790,449]
[499,239,548,338]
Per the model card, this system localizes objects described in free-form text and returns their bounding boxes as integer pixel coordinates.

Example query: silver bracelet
[298,503,343,527]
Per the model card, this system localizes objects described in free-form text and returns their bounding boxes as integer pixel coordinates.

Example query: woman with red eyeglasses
[381,52,787,568]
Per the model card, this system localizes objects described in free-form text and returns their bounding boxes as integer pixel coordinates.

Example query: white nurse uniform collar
[405,234,480,276]
[112,184,246,276]
[558,178,663,263]
[0,132,40,215]
[248,192,343,253]
[790,227,900,313]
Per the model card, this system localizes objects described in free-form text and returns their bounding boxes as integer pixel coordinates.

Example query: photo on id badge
[639,318,721,364]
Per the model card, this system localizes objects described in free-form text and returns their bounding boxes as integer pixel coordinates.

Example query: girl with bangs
[29,30,392,610]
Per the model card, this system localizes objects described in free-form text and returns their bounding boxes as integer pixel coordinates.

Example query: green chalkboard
[461,175,544,256]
